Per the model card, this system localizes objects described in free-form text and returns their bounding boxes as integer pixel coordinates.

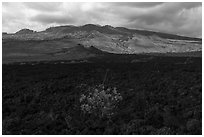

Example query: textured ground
[2,54,202,135]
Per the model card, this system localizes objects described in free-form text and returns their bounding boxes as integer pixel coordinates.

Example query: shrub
[186,119,201,134]
[79,84,123,118]
[121,119,146,134]
[151,127,175,135]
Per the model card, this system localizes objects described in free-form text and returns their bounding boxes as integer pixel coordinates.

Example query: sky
[2,2,202,38]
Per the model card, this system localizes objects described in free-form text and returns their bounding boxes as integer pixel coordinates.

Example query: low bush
[79,84,123,118]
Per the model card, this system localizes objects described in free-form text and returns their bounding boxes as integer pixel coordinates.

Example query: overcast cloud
[2,2,202,38]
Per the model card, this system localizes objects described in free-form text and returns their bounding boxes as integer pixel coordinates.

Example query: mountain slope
[2,24,202,63]
[2,39,106,63]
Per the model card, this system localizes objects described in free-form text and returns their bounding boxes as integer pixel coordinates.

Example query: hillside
[2,24,202,63]
[15,29,36,34]
[2,39,107,64]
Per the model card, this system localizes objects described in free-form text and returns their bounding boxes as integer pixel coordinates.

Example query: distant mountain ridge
[44,24,201,41]
[3,24,201,41]
[2,24,202,63]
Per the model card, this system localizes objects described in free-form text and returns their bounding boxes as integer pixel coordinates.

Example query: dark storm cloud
[181,2,202,9]
[2,2,202,38]
[104,2,202,37]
